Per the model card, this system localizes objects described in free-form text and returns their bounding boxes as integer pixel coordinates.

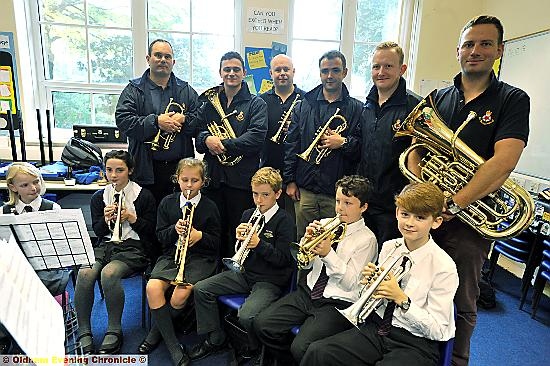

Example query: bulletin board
[244,42,288,95]
[0,32,21,129]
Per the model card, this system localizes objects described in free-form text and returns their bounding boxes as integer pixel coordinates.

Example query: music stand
[0,209,95,355]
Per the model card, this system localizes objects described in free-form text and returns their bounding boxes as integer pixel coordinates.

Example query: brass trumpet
[204,87,242,166]
[292,215,347,270]
[270,94,300,144]
[107,184,125,243]
[338,243,412,327]
[146,98,186,151]
[223,207,265,272]
[297,108,347,165]
[172,190,195,286]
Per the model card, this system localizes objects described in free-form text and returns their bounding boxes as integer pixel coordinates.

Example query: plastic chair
[530,239,550,319]
[487,228,535,285]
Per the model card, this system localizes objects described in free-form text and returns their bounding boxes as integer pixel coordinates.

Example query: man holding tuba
[406,16,530,366]
[116,39,200,205]
[284,50,363,239]
[194,51,268,260]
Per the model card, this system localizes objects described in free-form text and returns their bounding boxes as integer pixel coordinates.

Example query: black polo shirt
[434,72,530,160]
[259,85,306,171]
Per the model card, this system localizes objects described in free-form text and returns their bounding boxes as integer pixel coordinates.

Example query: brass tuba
[204,87,242,166]
[291,215,347,270]
[146,98,186,151]
[222,207,265,272]
[396,91,534,240]
[297,108,347,165]
[338,243,412,327]
[270,94,300,144]
[172,190,195,286]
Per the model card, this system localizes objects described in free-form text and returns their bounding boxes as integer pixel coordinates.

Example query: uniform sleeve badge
[263,230,274,239]
[392,119,402,132]
[236,111,245,121]
[479,110,494,125]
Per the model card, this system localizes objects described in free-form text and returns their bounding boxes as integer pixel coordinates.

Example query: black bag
[61,137,103,169]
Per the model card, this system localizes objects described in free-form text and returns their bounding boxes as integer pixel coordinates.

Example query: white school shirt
[14,196,61,213]
[375,237,459,341]
[102,181,142,241]
[305,217,378,303]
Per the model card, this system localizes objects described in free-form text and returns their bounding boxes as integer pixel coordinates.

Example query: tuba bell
[107,184,124,243]
[297,108,347,165]
[291,215,347,270]
[172,190,195,286]
[395,90,534,240]
[337,244,412,327]
[146,98,186,151]
[204,87,243,166]
[222,207,265,272]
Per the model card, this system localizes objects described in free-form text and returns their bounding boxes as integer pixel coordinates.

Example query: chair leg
[487,247,500,285]
[531,276,546,319]
[519,277,531,310]
[141,273,147,329]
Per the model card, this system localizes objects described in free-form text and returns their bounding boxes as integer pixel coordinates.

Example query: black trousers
[202,184,254,260]
[301,320,439,366]
[253,283,353,362]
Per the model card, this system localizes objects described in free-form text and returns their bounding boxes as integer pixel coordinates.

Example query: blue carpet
[71,265,550,366]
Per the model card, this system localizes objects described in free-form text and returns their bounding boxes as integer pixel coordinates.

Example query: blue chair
[487,229,535,286]
[530,239,550,319]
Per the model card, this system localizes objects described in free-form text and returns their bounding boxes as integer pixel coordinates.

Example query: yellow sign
[493,57,501,76]
[0,66,16,113]
[247,50,267,69]
[259,79,273,94]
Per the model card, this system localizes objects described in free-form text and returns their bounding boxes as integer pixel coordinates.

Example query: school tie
[377,301,396,336]
[310,242,338,300]
[23,205,34,213]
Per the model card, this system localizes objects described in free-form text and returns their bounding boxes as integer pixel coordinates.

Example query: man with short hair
[284,50,363,238]
[357,41,421,248]
[116,39,199,204]
[408,15,530,365]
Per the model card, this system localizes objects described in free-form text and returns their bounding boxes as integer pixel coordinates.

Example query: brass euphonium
[107,184,125,243]
[297,108,347,165]
[172,190,195,286]
[204,87,242,166]
[396,90,534,240]
[146,98,186,151]
[270,94,300,144]
[338,245,412,327]
[222,206,265,272]
[291,215,347,270]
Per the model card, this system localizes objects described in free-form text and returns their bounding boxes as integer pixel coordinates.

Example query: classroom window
[291,0,405,97]
[32,0,235,131]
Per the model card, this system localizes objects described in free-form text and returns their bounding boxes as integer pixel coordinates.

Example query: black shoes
[137,339,160,354]
[98,331,123,354]
[188,338,227,361]
[76,332,94,355]
[177,346,190,366]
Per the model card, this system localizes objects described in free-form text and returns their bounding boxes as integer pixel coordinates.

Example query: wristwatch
[399,297,411,311]
[446,197,462,215]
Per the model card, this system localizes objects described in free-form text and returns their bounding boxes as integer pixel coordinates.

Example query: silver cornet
[172,190,195,286]
[337,244,412,327]
[107,184,125,243]
[291,215,347,270]
[223,207,265,272]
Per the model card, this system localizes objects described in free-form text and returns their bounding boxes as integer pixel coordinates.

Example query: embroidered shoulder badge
[263,230,274,239]
[236,111,245,121]
[392,119,402,132]
[479,110,494,125]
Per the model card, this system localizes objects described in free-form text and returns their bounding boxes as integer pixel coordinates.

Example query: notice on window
[247,8,284,34]
[259,79,274,94]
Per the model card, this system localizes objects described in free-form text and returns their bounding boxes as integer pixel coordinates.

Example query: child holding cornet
[140,158,220,366]
[301,182,459,366]
[75,150,156,355]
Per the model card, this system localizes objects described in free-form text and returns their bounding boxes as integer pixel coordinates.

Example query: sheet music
[0,209,95,269]
[0,236,65,365]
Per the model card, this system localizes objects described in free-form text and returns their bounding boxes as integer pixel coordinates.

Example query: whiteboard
[498,29,550,180]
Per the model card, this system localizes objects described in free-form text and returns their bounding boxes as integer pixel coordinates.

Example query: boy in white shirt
[301,182,459,366]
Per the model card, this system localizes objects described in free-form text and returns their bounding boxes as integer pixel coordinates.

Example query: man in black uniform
[260,54,305,215]
[357,41,420,248]
[116,39,199,204]
[284,50,363,238]
[408,16,530,366]
[194,51,268,259]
